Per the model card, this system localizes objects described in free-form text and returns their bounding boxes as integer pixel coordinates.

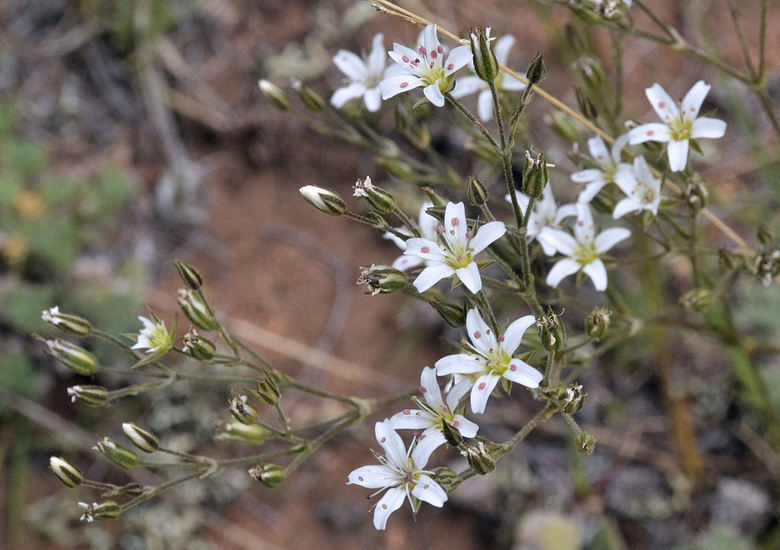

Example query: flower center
[668,114,693,141]
[572,239,599,266]
[639,186,657,205]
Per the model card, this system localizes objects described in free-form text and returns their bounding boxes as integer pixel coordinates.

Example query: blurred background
[0,1,778,549]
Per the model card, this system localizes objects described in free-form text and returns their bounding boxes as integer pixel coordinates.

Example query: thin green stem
[444,93,499,151]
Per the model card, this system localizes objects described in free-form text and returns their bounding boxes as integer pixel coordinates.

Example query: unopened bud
[173,260,203,290]
[93,437,139,469]
[522,151,549,199]
[420,186,448,209]
[255,375,281,405]
[718,249,739,271]
[357,264,407,295]
[469,27,499,83]
[560,383,586,413]
[122,422,159,453]
[757,225,773,246]
[575,88,598,121]
[41,306,91,336]
[462,442,495,474]
[429,300,466,328]
[585,305,611,340]
[178,289,218,331]
[466,175,488,206]
[229,395,259,425]
[43,339,98,376]
[49,456,83,487]
[258,79,291,111]
[215,422,268,445]
[248,463,285,487]
[679,288,713,312]
[572,56,605,94]
[526,52,546,85]
[440,418,463,447]
[684,176,708,212]
[79,501,120,523]
[546,111,580,143]
[298,185,346,216]
[291,79,326,112]
[431,467,459,492]
[182,329,216,360]
[465,136,501,164]
[67,385,108,406]
[576,432,596,455]
[377,157,414,179]
[353,176,396,213]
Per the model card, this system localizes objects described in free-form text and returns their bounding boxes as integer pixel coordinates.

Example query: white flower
[613,156,662,218]
[628,81,726,172]
[572,134,630,203]
[390,366,479,439]
[506,185,577,256]
[131,315,173,356]
[383,201,439,270]
[380,24,472,107]
[347,419,447,530]
[435,308,543,414]
[402,201,506,294]
[331,33,389,112]
[449,34,526,121]
[78,502,96,523]
[537,203,630,291]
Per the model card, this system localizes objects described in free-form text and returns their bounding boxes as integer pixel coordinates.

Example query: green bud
[291,79,325,112]
[757,225,773,246]
[575,88,598,121]
[215,422,268,445]
[79,500,121,522]
[585,305,611,340]
[522,151,549,199]
[258,79,292,111]
[354,176,396,213]
[576,432,597,455]
[357,264,408,295]
[572,56,605,94]
[440,418,463,447]
[376,138,401,159]
[255,375,281,405]
[684,175,708,212]
[526,52,546,85]
[49,456,83,488]
[753,247,780,287]
[248,463,285,487]
[182,329,217,360]
[466,175,488,206]
[536,307,563,351]
[565,24,590,54]
[178,289,218,331]
[420,186,449,209]
[377,157,414,179]
[41,307,91,336]
[173,260,203,290]
[546,111,580,143]
[429,300,466,328]
[465,136,502,164]
[67,385,108,406]
[432,467,459,492]
[469,27,499,83]
[93,437,139,469]
[679,288,713,312]
[298,185,346,216]
[122,422,159,453]
[43,338,98,376]
[560,383,586,414]
[462,442,495,474]
[718,249,739,271]
[229,395,259,425]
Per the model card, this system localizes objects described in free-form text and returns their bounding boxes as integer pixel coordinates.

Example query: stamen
[400,82,409,89]
[402,55,410,63]
[451,218,460,226]
[498,335,505,342]
[437,45,443,54]
[474,331,482,339]
[478,382,487,390]
[421,246,430,253]
[446,64,454,70]
[647,130,655,136]
[403,409,411,415]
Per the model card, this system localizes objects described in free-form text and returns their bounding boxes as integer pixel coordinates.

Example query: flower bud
[465,136,502,164]
[41,306,91,336]
[291,79,325,112]
[182,329,217,360]
[585,305,611,341]
[546,111,580,143]
[298,185,346,216]
[353,176,396,213]
[575,88,598,121]
[572,56,605,95]
[429,300,466,328]
[469,27,499,83]
[122,422,159,453]
[43,339,98,376]
[173,260,203,290]
[522,151,549,199]
[49,456,83,487]
[177,289,218,331]
[684,175,708,212]
[462,442,495,474]
[757,225,773,246]
[536,307,563,352]
[431,467,460,491]
[525,52,546,85]
[258,79,292,111]
[576,432,596,455]
[248,463,285,487]
[560,383,586,414]
[356,264,408,295]
[255,374,281,405]
[718,249,739,271]
[466,175,488,206]
[364,211,387,229]
[376,157,414,179]
[67,385,108,406]
[440,418,463,447]
[93,437,139,469]
[79,501,121,523]
[229,395,259,425]
[215,422,268,445]
[679,288,713,313]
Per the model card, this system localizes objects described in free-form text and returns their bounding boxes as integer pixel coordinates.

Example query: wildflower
[49,456,83,487]
[380,24,471,107]
[450,34,526,121]
[383,201,439,271]
[331,33,389,112]
[78,501,120,522]
[298,185,346,216]
[612,156,662,218]
[402,201,506,294]
[131,314,173,363]
[572,134,630,203]
[506,186,577,255]
[628,81,726,172]
[435,308,543,414]
[537,203,630,291]
[390,366,479,441]
[347,419,447,530]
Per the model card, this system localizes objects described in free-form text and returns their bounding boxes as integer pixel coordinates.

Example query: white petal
[333,50,367,81]
[667,139,689,172]
[571,168,604,184]
[502,314,536,355]
[444,201,467,244]
[477,90,494,122]
[420,366,444,410]
[421,24,440,58]
[363,87,382,112]
[576,180,606,204]
[611,133,630,164]
[456,263,482,294]
[466,308,498,354]
[444,46,472,75]
[613,163,638,195]
[583,258,608,291]
[470,374,501,414]
[411,430,446,468]
[446,378,474,406]
[418,201,439,239]
[645,83,679,122]
[452,414,479,438]
[435,353,483,375]
[612,197,641,219]
[681,80,710,119]
[391,254,423,271]
[587,135,610,164]
[423,82,446,107]
[450,75,484,98]
[404,237,444,261]
[554,204,578,225]
[537,229,577,256]
[389,45,422,69]
[413,263,455,293]
[691,117,726,139]
[470,221,506,254]
[629,123,670,144]
[379,75,424,100]
[494,35,515,64]
[331,82,367,108]
[375,419,406,467]
[506,190,531,211]
[373,487,405,530]
[503,359,543,388]
[546,258,581,288]
[411,474,448,507]
[595,227,631,252]
[389,409,434,430]
[367,33,386,74]
[574,202,595,241]
[348,465,397,488]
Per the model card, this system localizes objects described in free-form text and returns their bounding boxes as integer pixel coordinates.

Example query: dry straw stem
[366,0,750,252]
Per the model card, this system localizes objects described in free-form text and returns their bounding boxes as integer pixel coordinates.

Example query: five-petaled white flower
[613,156,662,218]
[390,366,479,440]
[572,134,630,203]
[628,81,726,172]
[331,33,390,112]
[132,315,173,356]
[380,24,472,107]
[450,34,526,121]
[435,308,543,414]
[347,419,447,530]
[383,201,439,271]
[506,185,577,256]
[402,201,506,294]
[537,203,630,291]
